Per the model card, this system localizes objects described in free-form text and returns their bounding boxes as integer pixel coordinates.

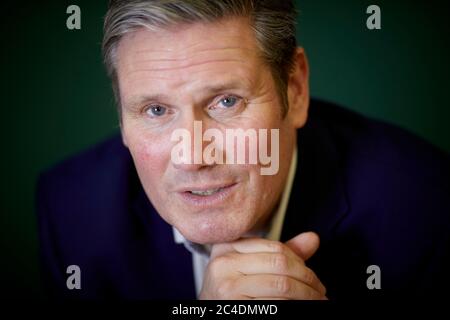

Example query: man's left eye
[208,95,245,115]
[219,96,238,108]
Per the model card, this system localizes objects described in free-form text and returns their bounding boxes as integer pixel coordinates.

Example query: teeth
[190,188,222,196]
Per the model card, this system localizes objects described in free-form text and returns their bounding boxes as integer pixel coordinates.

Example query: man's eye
[146,105,167,117]
[219,96,239,108]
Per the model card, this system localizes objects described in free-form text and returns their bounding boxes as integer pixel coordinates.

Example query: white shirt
[173,147,298,297]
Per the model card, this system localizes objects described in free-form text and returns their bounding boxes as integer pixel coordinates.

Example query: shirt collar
[266,146,297,241]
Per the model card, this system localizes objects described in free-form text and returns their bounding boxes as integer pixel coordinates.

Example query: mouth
[177,183,238,207]
[188,187,228,196]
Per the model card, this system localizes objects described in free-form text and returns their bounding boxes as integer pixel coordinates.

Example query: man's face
[116,17,308,244]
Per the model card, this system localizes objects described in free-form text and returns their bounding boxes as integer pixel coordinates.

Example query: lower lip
[178,183,238,207]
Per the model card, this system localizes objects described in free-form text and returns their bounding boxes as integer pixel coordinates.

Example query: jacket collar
[280,101,349,244]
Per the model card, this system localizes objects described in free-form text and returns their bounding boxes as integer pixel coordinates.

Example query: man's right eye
[145,105,167,117]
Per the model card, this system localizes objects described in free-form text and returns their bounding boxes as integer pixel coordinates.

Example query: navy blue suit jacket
[36,99,450,299]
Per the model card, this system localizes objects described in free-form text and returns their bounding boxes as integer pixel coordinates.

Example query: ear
[287,47,310,129]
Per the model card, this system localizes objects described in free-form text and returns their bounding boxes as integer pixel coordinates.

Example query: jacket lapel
[281,102,349,245]
[131,168,196,299]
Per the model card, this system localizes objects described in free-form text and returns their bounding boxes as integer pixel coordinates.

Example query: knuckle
[302,267,315,286]
[268,241,285,253]
[207,254,239,284]
[274,276,292,295]
[272,253,289,272]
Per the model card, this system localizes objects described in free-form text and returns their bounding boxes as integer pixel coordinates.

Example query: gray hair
[102,0,298,119]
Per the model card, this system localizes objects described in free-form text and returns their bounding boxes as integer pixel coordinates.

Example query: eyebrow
[203,80,251,94]
[125,93,168,110]
[124,79,252,110]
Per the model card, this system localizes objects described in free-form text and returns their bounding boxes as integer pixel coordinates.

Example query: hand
[199,232,327,300]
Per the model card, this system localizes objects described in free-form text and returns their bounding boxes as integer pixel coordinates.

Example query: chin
[177,220,250,245]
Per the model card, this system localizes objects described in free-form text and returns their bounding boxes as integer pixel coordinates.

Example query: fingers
[285,231,320,261]
[212,232,320,262]
[232,274,325,300]
[220,252,326,295]
[210,237,276,259]
[212,237,303,264]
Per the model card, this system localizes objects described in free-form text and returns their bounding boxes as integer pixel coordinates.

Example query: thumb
[285,231,320,261]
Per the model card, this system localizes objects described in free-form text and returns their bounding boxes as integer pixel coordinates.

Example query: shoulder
[35,133,138,235]
[309,98,450,194]
[37,133,133,200]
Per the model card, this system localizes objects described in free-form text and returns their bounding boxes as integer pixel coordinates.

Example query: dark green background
[1,0,449,298]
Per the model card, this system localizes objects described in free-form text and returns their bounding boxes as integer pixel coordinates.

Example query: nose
[171,110,218,172]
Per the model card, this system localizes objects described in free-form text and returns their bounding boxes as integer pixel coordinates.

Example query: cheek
[241,119,293,215]
[123,126,172,181]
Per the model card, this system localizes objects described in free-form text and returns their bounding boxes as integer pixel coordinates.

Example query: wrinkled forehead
[115,17,263,76]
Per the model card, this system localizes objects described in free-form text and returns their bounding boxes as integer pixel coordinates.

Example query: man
[36,0,450,300]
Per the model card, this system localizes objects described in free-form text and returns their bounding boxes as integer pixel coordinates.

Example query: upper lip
[176,182,237,193]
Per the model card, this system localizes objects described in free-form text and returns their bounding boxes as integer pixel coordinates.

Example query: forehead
[115,17,267,101]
